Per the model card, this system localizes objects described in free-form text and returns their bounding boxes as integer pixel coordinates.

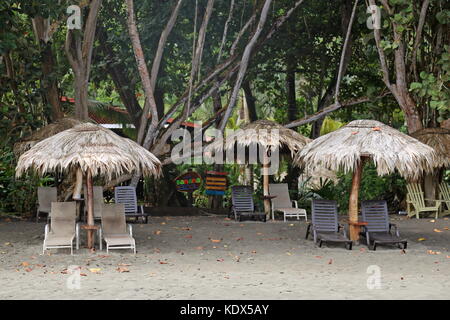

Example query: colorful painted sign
[205,171,228,196]
[174,171,202,192]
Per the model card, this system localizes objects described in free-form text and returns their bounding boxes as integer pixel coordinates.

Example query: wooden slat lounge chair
[406,183,441,219]
[43,202,79,255]
[269,183,307,221]
[100,204,136,254]
[361,200,407,251]
[114,186,148,223]
[230,186,266,222]
[305,199,352,250]
[439,182,450,217]
[36,187,57,222]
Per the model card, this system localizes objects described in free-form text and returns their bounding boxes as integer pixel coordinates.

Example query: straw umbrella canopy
[294,119,437,240]
[211,120,311,217]
[410,127,450,168]
[16,122,161,248]
[410,127,450,201]
[14,117,83,157]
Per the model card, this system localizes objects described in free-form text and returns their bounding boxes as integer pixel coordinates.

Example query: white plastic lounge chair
[269,183,307,221]
[43,202,79,255]
[83,186,104,221]
[100,204,136,254]
[114,186,148,223]
[36,187,57,222]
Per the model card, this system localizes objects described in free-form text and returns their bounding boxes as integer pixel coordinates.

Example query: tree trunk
[242,81,258,122]
[286,55,297,121]
[86,169,95,249]
[41,41,63,120]
[348,158,363,241]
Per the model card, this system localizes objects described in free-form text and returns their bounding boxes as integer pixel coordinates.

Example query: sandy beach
[0,214,448,300]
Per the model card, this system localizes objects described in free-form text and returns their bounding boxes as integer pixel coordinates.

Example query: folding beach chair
[361,200,407,251]
[43,202,79,255]
[100,204,136,254]
[269,183,307,221]
[36,187,57,222]
[305,199,352,250]
[230,186,266,222]
[114,186,148,223]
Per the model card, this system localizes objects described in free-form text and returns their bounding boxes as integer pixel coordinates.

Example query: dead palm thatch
[410,127,450,168]
[13,117,83,157]
[294,119,437,241]
[16,122,161,180]
[211,120,311,217]
[295,120,437,180]
[213,119,311,155]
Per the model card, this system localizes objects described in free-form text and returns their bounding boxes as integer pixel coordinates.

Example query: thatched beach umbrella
[294,119,437,240]
[410,127,450,201]
[410,127,450,168]
[212,120,311,217]
[14,117,83,157]
[16,123,161,248]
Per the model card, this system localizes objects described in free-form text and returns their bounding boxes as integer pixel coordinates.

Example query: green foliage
[312,163,406,214]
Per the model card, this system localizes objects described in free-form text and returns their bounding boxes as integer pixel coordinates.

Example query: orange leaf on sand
[427,250,441,255]
[154,230,161,235]
[195,246,204,250]
[25,268,33,272]
[210,239,221,243]
[217,259,224,262]
[328,259,333,265]
[116,267,130,273]
[159,261,168,264]
[20,262,30,267]
[184,235,193,239]
[433,229,443,233]
[351,131,359,135]
[417,237,426,241]
[181,227,191,231]
[89,268,102,273]
[372,127,381,131]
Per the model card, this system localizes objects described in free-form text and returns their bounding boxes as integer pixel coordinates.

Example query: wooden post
[262,152,270,219]
[348,158,363,241]
[86,168,95,249]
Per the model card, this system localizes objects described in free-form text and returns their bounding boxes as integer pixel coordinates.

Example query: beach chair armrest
[44,224,49,238]
[292,200,298,208]
[128,224,133,237]
[139,205,145,214]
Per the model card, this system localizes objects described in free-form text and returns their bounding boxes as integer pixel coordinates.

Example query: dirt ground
[0,214,448,300]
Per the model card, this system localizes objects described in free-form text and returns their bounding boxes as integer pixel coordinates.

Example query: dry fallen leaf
[217,258,224,262]
[89,268,102,273]
[195,246,204,250]
[154,230,161,235]
[210,239,221,243]
[20,262,30,267]
[433,228,443,233]
[184,235,193,239]
[116,267,130,273]
[427,250,441,255]
[328,259,333,265]
[417,237,426,241]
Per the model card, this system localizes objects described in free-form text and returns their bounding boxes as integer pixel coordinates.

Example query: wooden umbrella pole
[86,168,95,249]
[263,151,270,219]
[348,158,363,241]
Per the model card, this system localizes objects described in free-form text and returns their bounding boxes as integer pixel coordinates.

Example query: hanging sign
[205,171,228,196]
[174,171,202,192]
